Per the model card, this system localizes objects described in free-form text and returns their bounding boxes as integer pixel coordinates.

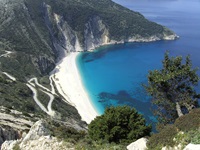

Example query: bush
[187,129,200,144]
[147,108,200,149]
[147,125,178,150]
[52,126,86,142]
[174,108,200,132]
[88,106,151,144]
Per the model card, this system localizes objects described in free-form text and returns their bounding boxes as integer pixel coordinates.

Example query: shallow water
[76,0,200,129]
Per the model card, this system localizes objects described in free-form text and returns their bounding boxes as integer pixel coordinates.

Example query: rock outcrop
[1,120,75,150]
[127,138,148,150]
[184,143,200,150]
[0,106,34,147]
[161,143,200,150]
[0,127,19,147]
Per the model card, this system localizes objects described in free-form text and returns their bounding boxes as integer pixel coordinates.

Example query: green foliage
[88,106,151,144]
[44,0,173,43]
[147,108,200,150]
[186,129,200,144]
[0,73,43,116]
[147,125,178,150]
[174,108,200,132]
[47,120,86,142]
[144,52,200,124]
[54,126,86,142]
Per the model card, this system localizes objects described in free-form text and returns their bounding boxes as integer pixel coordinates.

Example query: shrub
[147,108,200,149]
[88,106,151,144]
[147,125,178,150]
[174,108,200,132]
[188,129,200,144]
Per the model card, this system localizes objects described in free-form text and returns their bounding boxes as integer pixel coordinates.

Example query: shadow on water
[82,43,143,63]
[98,90,157,131]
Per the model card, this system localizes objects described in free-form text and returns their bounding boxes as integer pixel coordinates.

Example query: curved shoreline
[50,34,178,124]
[51,52,99,124]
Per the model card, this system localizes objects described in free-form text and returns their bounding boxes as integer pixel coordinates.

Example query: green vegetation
[0,0,175,130]
[0,0,175,79]
[48,120,87,143]
[0,73,43,117]
[88,106,151,144]
[47,106,150,149]
[174,108,200,132]
[2,1,197,149]
[0,72,82,124]
[144,52,200,124]
[147,108,200,150]
[44,0,173,42]
[47,117,126,150]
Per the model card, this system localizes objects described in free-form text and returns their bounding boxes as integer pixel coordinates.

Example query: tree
[144,52,200,124]
[88,106,151,144]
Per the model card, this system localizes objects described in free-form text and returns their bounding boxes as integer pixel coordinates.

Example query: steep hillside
[0,0,177,78]
[0,0,178,146]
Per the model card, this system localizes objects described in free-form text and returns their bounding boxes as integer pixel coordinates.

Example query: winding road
[1,50,57,117]
[0,51,12,58]
[26,77,57,117]
[0,51,16,81]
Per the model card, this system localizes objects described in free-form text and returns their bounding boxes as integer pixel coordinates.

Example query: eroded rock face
[84,16,109,51]
[127,138,148,150]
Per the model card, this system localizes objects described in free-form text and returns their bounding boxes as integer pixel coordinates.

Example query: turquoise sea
[76,0,200,129]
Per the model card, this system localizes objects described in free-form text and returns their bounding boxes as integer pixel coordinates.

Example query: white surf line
[0,51,12,58]
[26,83,49,114]
[2,72,16,81]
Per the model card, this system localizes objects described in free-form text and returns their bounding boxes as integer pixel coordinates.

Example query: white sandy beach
[51,52,99,124]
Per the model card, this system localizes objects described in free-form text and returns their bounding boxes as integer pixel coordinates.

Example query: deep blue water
[76,0,200,129]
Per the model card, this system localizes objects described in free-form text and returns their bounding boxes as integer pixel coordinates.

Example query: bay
[77,0,200,129]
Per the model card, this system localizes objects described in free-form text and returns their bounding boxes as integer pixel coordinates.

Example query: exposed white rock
[84,16,109,51]
[19,136,74,150]
[184,143,200,150]
[0,110,33,130]
[22,120,50,143]
[127,138,148,150]
[1,120,75,150]
[1,140,21,150]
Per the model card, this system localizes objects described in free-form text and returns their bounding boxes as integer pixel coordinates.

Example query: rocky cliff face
[43,3,111,57]
[84,16,110,51]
